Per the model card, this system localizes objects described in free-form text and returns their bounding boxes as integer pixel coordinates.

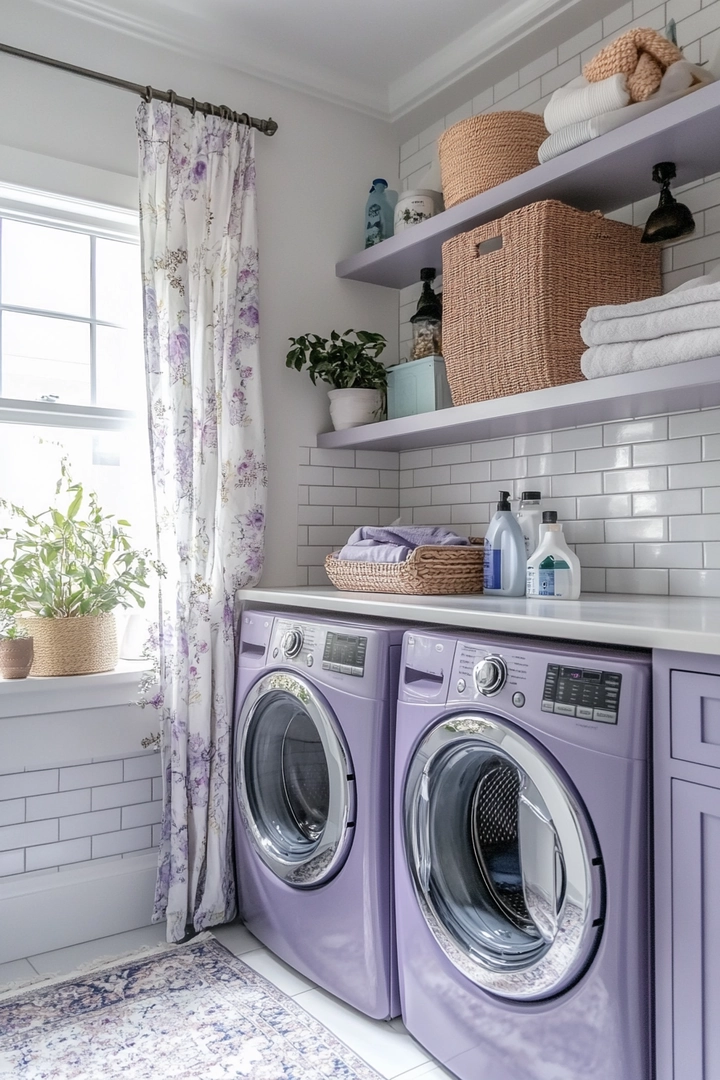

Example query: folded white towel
[544,74,630,134]
[583,281,720,327]
[581,327,720,379]
[538,61,710,163]
[581,287,720,345]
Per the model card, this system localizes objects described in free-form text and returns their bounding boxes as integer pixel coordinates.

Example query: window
[0,184,154,555]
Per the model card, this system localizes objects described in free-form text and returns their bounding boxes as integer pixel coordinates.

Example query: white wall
[0,0,399,585]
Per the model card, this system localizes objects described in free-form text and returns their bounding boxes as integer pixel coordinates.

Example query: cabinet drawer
[671,671,720,769]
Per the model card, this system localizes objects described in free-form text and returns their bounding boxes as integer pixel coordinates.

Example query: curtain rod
[0,40,278,136]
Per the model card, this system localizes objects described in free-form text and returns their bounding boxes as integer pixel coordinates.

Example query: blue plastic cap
[372,178,388,187]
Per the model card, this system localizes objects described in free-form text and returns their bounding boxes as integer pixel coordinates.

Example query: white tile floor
[0,920,453,1080]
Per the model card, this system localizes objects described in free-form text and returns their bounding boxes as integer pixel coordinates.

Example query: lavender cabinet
[654,651,720,1080]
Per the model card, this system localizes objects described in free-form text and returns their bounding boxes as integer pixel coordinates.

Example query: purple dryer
[394,629,651,1080]
[233,608,403,1020]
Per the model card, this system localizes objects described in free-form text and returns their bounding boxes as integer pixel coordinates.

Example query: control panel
[542,664,621,724]
[322,632,368,678]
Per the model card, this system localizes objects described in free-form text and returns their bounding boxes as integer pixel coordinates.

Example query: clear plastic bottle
[526,511,581,600]
[364,179,395,247]
[515,490,543,559]
[483,491,526,596]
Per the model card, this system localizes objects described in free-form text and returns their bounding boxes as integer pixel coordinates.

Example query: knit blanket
[583,27,683,102]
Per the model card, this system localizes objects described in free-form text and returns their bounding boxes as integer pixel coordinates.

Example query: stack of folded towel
[540,28,712,164]
[580,267,720,378]
[336,526,469,564]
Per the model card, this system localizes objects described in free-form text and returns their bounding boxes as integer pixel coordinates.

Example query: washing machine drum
[404,713,604,1001]
[237,672,355,888]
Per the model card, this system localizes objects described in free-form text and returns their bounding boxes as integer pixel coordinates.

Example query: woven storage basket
[442,199,662,405]
[439,112,547,209]
[325,540,483,595]
[17,612,118,676]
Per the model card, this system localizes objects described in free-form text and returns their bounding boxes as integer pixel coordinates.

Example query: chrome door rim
[237,671,355,888]
[404,713,602,1000]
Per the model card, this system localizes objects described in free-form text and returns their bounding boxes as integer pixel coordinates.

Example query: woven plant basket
[325,540,483,595]
[17,613,118,676]
[438,112,547,209]
[441,199,662,405]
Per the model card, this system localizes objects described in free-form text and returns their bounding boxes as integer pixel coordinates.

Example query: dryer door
[404,713,603,1001]
[237,671,355,888]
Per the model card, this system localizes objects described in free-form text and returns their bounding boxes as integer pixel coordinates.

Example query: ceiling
[40,0,588,119]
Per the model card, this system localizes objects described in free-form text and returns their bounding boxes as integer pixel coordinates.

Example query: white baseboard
[0,853,158,964]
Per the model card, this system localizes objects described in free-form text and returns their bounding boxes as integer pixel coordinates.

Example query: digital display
[542,664,621,723]
[322,633,367,677]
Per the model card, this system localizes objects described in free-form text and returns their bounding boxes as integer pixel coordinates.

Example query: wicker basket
[441,200,662,405]
[17,613,118,676]
[325,540,483,595]
[438,112,547,209]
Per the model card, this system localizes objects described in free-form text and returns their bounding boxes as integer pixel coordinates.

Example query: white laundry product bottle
[526,512,581,600]
[484,491,527,596]
[515,490,543,558]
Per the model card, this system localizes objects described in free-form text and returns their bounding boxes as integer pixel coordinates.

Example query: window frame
[0,182,141,433]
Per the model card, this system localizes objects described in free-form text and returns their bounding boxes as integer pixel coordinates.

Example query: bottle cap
[497,491,511,510]
[420,267,437,281]
[521,491,542,501]
[542,511,558,523]
[372,178,388,187]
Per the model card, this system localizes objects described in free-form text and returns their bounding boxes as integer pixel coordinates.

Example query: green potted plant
[0,611,33,680]
[286,329,387,430]
[0,462,162,677]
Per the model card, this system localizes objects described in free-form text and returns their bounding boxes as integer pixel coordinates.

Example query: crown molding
[30,0,390,119]
[32,0,588,122]
[388,0,585,118]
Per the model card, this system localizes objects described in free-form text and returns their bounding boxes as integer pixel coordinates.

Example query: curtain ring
[190,96,197,116]
[168,89,177,107]
[144,85,153,103]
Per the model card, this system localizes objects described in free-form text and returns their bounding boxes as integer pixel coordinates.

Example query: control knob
[281,628,304,659]
[473,655,507,696]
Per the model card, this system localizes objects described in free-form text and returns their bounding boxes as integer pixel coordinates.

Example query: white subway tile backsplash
[333,468,379,487]
[355,450,400,468]
[333,506,378,526]
[541,55,581,96]
[636,542,704,568]
[297,546,334,566]
[494,71,519,101]
[413,465,451,486]
[0,849,24,876]
[0,771,58,800]
[298,464,333,485]
[450,461,491,484]
[670,569,720,596]
[551,473,603,497]
[558,20,603,63]
[669,459,720,488]
[0,800,24,827]
[575,544,634,567]
[59,761,122,791]
[576,493,633,518]
[472,438,514,461]
[0,819,57,852]
[519,48,558,85]
[703,434,720,459]
[552,426,603,451]
[576,445,632,472]
[604,467,667,493]
[400,449,432,470]
[308,486,356,505]
[634,489,703,516]
[514,433,552,456]
[59,808,121,840]
[527,451,575,476]
[152,777,163,802]
[603,1,633,34]
[91,779,152,812]
[606,517,668,542]
[603,417,668,445]
[491,458,528,480]
[310,448,355,467]
[92,826,152,858]
[432,444,472,466]
[582,568,607,592]
[298,505,333,525]
[26,789,91,822]
[606,568,669,594]
[123,755,163,782]
[121,801,163,829]
[633,437,701,466]
[308,525,352,546]
[26,837,91,872]
[563,520,606,543]
[356,487,399,507]
[670,408,720,438]
[431,483,472,505]
[671,513,720,540]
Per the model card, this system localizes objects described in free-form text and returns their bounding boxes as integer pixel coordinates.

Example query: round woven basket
[438,112,547,208]
[17,613,118,677]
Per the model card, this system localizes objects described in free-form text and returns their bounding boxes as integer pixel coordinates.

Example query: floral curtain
[136,100,266,941]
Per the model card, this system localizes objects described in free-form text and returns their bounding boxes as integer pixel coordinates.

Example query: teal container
[386,355,452,419]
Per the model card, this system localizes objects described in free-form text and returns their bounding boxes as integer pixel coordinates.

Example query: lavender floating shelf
[336,81,720,289]
[316,357,720,450]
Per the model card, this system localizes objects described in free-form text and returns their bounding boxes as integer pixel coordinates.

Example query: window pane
[2,219,90,317]
[96,324,146,410]
[96,238,142,326]
[2,311,91,403]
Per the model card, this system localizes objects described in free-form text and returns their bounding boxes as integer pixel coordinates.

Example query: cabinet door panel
[672,779,720,1080]
[671,671,720,769]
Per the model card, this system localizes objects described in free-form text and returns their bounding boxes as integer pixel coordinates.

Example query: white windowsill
[0,660,151,719]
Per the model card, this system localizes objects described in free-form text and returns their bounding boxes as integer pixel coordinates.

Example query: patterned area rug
[0,935,383,1078]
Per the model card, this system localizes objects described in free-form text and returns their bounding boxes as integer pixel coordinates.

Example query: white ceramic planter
[394,189,442,233]
[328,388,384,430]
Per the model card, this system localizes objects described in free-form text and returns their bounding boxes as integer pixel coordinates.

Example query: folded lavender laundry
[338,525,469,563]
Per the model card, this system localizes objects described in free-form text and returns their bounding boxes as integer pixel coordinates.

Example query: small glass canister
[410,267,442,360]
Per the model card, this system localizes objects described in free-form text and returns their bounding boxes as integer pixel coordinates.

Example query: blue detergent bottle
[365,179,395,247]
[483,491,527,596]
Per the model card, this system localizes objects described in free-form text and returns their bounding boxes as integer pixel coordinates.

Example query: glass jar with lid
[410,267,442,360]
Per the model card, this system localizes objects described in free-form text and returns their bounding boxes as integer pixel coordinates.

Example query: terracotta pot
[0,637,34,679]
[17,613,118,677]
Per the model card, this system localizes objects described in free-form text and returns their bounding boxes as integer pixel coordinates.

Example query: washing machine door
[237,671,355,888]
[404,712,603,1001]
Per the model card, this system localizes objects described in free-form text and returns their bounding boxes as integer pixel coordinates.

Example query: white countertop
[236,587,720,655]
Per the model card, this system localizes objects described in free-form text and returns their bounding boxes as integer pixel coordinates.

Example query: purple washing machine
[233,608,404,1020]
[394,629,651,1080]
